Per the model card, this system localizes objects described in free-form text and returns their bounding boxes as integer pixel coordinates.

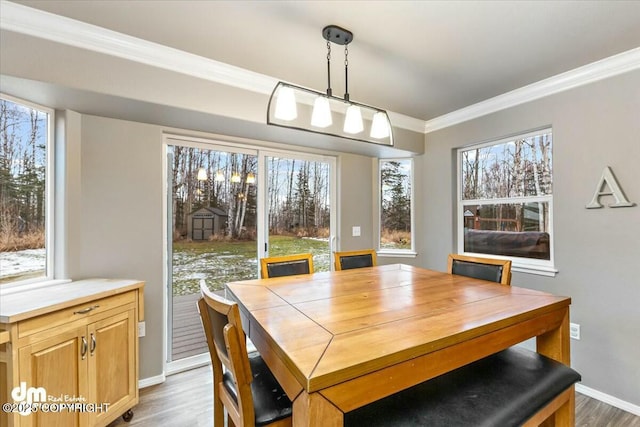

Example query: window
[379,159,414,253]
[0,95,53,286]
[457,128,554,275]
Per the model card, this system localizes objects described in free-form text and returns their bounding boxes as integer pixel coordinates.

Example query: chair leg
[213,395,224,427]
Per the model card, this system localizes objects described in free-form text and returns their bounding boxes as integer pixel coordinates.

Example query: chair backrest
[334,249,377,271]
[447,254,512,285]
[198,280,255,426]
[260,253,314,278]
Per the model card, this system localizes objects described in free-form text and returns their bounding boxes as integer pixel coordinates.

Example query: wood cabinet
[1,279,144,427]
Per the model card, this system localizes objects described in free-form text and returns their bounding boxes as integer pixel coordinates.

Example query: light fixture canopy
[267,25,393,146]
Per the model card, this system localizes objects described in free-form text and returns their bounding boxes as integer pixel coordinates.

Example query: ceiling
[6,0,640,122]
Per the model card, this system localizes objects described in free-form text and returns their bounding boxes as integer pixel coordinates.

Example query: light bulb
[343,105,363,134]
[311,96,332,128]
[274,86,297,121]
[197,167,207,181]
[231,172,241,183]
[370,112,390,139]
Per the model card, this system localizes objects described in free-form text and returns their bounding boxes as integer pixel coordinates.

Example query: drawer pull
[74,305,100,315]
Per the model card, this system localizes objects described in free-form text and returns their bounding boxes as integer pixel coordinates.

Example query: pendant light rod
[326,40,332,97]
[344,44,349,102]
[322,25,353,101]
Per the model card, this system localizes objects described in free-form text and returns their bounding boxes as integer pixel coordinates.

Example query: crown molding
[0,0,276,94]
[3,1,637,137]
[0,1,426,134]
[424,47,640,134]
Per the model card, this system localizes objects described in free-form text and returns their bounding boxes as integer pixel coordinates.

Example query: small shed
[187,207,228,240]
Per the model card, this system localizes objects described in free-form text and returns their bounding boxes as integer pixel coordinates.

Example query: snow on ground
[0,249,46,279]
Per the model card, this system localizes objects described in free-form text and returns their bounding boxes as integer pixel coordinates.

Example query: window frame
[456,128,557,277]
[377,158,416,257]
[0,93,56,289]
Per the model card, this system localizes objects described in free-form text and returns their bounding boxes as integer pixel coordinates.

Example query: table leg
[536,306,570,364]
[293,390,343,427]
[536,307,573,426]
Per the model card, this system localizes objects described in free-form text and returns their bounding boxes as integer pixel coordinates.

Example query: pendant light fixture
[267,25,393,146]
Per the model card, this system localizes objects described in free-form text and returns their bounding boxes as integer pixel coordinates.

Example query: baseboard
[138,372,166,389]
[576,384,640,416]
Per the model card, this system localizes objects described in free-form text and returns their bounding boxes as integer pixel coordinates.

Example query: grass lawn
[172,235,330,295]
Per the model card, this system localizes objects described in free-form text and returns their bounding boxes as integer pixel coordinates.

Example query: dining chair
[334,249,377,271]
[197,281,292,427]
[260,253,314,278]
[447,253,512,285]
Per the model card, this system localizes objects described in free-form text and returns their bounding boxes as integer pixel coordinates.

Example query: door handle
[90,333,96,356]
[81,336,88,360]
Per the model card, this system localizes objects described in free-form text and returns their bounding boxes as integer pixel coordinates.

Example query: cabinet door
[18,327,89,427]
[88,309,136,426]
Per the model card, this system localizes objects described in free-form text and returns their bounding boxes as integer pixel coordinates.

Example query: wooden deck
[171,293,209,360]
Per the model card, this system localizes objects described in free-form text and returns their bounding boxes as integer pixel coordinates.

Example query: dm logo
[11,382,46,415]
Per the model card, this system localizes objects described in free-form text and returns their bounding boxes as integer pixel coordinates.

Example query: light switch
[352,226,361,237]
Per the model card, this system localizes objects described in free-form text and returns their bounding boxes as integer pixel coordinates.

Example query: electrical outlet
[352,226,361,237]
[570,323,580,340]
[138,321,146,337]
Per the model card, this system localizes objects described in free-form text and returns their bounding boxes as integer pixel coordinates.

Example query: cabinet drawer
[18,291,136,338]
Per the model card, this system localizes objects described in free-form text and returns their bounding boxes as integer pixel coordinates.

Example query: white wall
[65,116,166,380]
[419,70,640,407]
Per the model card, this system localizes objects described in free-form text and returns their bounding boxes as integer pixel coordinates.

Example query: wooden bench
[345,347,581,427]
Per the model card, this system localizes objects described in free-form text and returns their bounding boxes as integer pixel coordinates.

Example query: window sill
[512,263,558,277]
[377,250,418,258]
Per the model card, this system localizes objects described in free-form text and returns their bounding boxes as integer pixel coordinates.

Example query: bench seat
[345,347,581,427]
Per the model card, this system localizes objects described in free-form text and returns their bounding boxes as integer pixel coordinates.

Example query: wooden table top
[226,264,570,393]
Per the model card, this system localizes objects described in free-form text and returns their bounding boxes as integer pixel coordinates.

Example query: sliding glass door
[263,154,336,272]
[165,138,336,364]
[167,141,258,362]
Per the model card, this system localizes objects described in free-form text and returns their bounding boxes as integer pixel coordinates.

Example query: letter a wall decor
[586,166,636,209]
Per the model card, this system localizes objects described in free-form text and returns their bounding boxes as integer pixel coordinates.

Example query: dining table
[225,263,573,427]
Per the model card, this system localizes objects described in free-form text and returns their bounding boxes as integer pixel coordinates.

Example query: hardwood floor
[109,364,639,427]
